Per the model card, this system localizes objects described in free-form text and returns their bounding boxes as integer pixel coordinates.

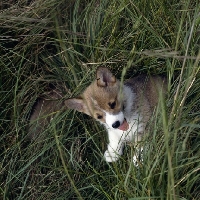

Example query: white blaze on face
[105,111,124,129]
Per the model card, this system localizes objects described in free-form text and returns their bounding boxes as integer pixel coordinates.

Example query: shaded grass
[0,0,200,199]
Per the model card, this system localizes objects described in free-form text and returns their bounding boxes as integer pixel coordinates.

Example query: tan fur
[65,68,123,123]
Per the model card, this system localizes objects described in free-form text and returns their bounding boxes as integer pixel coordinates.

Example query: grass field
[0,0,200,199]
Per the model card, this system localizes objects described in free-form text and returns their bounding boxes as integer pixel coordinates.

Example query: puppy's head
[65,67,129,131]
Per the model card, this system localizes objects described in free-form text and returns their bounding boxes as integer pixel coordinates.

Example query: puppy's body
[65,67,167,162]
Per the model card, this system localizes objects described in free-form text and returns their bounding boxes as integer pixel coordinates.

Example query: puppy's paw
[132,155,139,166]
[104,150,121,162]
[133,148,143,166]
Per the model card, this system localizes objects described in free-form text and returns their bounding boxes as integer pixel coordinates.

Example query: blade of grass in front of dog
[160,89,176,199]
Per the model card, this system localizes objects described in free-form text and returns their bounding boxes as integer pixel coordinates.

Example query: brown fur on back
[126,75,167,107]
[125,75,167,122]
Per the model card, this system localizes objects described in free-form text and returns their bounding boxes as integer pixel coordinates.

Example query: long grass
[0,0,199,199]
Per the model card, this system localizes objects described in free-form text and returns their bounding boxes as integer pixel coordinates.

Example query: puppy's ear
[96,67,116,87]
[65,97,86,113]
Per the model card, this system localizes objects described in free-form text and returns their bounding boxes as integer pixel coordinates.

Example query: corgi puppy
[65,67,167,163]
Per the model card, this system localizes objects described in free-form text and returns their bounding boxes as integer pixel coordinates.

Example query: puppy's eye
[97,114,103,119]
[108,101,116,109]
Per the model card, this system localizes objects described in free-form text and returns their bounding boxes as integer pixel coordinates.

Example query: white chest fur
[103,85,146,162]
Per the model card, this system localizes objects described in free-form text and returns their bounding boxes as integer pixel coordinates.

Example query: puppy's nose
[112,121,120,129]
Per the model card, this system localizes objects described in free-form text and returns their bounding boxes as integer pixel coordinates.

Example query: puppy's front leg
[133,146,143,166]
[104,130,124,162]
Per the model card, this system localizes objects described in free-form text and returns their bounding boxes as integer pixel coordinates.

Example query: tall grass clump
[0,0,199,199]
